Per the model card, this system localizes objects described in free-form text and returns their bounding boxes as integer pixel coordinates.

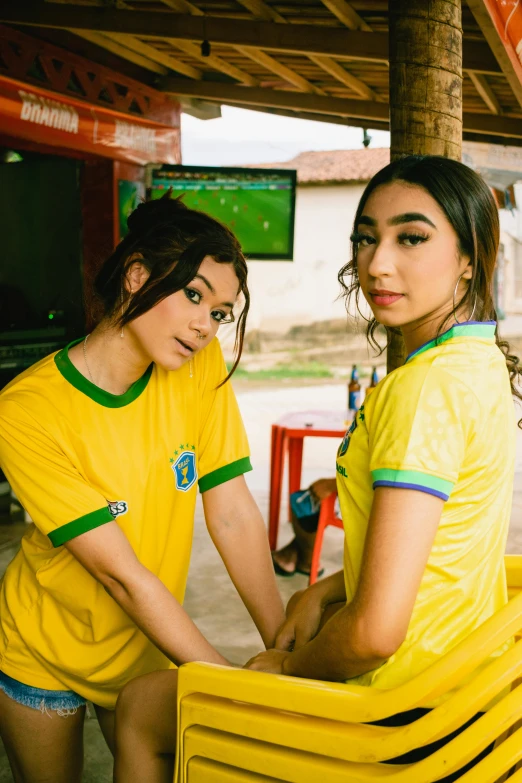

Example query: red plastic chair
[308,491,343,585]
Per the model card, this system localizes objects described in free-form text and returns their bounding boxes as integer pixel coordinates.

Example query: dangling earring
[189,360,193,378]
[120,285,124,338]
[453,274,464,325]
[453,274,478,325]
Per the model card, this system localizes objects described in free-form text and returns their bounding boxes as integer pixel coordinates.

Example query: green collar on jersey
[54,338,153,407]
[406,320,497,364]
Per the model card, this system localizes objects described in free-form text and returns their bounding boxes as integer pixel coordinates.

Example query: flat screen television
[148,165,297,260]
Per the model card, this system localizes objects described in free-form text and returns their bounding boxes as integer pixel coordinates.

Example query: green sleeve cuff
[48,506,114,547]
[371,468,454,501]
[198,457,253,493]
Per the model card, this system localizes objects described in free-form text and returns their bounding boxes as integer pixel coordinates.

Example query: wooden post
[387,0,463,372]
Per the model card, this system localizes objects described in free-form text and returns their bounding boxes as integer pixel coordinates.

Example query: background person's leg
[114,669,178,783]
[0,688,85,783]
[93,703,115,755]
[272,514,318,575]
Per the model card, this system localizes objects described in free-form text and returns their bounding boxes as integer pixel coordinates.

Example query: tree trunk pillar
[386,0,463,372]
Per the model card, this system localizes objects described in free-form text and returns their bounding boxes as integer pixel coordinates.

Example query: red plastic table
[268,410,348,551]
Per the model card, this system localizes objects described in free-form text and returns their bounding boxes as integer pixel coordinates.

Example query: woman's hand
[244,649,290,674]
[309,478,337,501]
[274,587,325,651]
[275,570,347,652]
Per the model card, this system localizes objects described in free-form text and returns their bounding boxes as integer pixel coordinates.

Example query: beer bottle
[365,367,379,399]
[348,365,361,414]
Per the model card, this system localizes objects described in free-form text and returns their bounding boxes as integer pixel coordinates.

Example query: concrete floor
[1,382,522,781]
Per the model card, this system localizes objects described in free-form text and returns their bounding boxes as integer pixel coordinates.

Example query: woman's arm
[274,569,347,651]
[203,475,286,649]
[247,486,443,679]
[66,522,229,667]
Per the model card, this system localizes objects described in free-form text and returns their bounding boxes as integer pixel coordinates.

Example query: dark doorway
[0,152,83,337]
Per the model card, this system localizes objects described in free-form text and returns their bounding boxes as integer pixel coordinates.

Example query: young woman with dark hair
[243,155,520,779]
[0,194,285,782]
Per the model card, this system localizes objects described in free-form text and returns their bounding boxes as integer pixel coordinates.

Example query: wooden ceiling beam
[1,5,501,74]
[319,0,372,32]
[160,0,204,15]
[152,0,260,86]
[315,0,380,100]
[235,0,378,101]
[73,30,168,75]
[466,0,522,109]
[0,5,410,63]
[467,71,502,115]
[309,54,378,100]
[159,1,323,96]
[168,39,259,85]
[161,77,389,119]
[106,33,202,79]
[225,102,390,130]
[235,47,326,94]
[75,1,202,81]
[463,131,522,148]
[161,77,522,138]
[463,111,522,138]
[234,0,287,24]
[463,42,503,75]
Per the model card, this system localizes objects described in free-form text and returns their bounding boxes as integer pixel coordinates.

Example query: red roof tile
[253,147,391,185]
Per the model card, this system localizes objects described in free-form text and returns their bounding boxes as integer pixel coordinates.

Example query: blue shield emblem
[172,451,197,492]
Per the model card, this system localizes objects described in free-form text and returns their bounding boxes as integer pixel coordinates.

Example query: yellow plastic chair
[175,555,522,782]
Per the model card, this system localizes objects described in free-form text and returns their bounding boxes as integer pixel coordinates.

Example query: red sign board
[0,74,180,165]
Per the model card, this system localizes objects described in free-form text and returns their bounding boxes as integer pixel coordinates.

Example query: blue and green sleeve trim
[198,456,253,493]
[371,468,454,501]
[48,506,115,547]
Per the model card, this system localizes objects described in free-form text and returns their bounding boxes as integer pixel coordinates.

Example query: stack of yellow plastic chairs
[174,555,522,783]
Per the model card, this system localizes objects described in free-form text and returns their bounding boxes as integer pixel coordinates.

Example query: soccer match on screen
[149,165,296,259]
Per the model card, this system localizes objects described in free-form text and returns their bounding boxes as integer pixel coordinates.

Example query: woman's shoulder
[366,359,481,422]
[0,351,64,408]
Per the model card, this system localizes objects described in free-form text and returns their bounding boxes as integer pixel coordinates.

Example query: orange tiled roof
[253,147,391,185]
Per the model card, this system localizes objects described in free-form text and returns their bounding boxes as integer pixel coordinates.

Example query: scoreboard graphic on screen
[149,165,297,260]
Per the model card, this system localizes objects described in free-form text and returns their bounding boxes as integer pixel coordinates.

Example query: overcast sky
[181,105,391,166]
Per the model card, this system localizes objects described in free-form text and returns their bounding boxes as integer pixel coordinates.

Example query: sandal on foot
[272,556,297,577]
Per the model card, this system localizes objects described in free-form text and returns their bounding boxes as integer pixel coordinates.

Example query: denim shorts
[0,670,86,715]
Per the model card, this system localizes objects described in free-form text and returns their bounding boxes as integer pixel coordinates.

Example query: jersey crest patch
[172,450,197,492]
[337,405,364,458]
[108,500,128,517]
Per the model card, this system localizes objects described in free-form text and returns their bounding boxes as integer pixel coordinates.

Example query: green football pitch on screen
[149,166,296,260]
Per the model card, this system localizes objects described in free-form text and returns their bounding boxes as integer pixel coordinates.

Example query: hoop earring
[453,275,478,325]
[453,274,464,325]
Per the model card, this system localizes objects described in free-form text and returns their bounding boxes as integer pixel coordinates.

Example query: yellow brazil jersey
[336,321,515,692]
[0,336,251,709]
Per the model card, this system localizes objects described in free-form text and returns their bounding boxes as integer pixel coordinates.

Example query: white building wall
[245,179,522,331]
[246,183,364,332]
[500,183,522,316]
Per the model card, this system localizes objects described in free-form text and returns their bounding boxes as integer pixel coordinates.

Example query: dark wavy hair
[93,192,249,384]
[338,154,522,423]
